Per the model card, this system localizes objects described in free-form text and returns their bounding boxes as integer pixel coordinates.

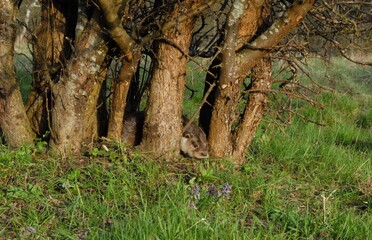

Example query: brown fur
[122,112,209,159]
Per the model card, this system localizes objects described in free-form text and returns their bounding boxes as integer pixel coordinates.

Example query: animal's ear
[183,133,191,138]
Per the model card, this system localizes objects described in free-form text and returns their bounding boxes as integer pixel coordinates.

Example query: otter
[122,112,209,159]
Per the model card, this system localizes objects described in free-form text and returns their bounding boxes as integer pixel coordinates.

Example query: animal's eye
[184,133,191,139]
[192,141,199,148]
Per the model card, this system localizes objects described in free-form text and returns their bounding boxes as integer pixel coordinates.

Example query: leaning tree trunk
[140,0,198,159]
[49,11,108,155]
[0,0,35,147]
[232,57,272,163]
[97,0,142,141]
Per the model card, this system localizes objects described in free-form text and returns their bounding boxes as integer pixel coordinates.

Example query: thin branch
[183,81,216,132]
[287,109,326,126]
[97,0,136,60]
[244,88,323,109]
[322,36,372,66]
[157,37,217,78]
[185,84,197,99]
[236,0,316,73]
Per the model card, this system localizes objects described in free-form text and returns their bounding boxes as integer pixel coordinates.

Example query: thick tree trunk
[0,0,35,147]
[82,59,110,146]
[207,0,315,162]
[49,12,108,155]
[25,0,77,137]
[208,0,249,157]
[200,0,265,137]
[140,1,197,158]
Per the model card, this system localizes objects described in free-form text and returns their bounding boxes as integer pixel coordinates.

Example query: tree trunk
[232,57,272,163]
[208,0,249,157]
[199,58,220,136]
[140,0,197,159]
[0,0,35,147]
[25,0,77,137]
[200,0,266,137]
[49,11,108,155]
[107,52,142,141]
[207,0,315,162]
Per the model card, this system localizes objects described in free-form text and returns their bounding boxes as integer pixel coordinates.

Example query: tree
[0,0,35,147]
[0,0,370,163]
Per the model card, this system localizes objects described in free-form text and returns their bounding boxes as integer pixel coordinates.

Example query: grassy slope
[0,58,371,239]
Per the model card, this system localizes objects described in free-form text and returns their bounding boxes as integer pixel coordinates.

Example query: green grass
[14,53,33,103]
[183,60,207,118]
[1,57,371,239]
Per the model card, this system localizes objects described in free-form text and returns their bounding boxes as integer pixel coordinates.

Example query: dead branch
[287,109,326,126]
[244,88,323,109]
[183,81,216,132]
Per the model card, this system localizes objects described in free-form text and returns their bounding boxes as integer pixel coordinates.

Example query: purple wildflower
[190,184,200,200]
[221,182,232,197]
[207,184,219,197]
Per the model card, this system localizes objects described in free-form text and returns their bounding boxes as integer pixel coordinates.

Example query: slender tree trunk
[140,0,198,158]
[97,0,142,141]
[232,57,272,163]
[0,0,35,147]
[49,11,108,155]
[107,51,142,141]
[199,58,220,136]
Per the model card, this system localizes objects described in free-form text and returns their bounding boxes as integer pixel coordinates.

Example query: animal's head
[180,118,209,159]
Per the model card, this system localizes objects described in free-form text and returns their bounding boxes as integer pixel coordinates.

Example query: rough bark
[0,0,35,147]
[208,0,250,157]
[208,0,316,161]
[199,0,266,137]
[25,0,77,137]
[235,0,316,76]
[140,0,198,159]
[49,11,108,155]
[232,57,272,163]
